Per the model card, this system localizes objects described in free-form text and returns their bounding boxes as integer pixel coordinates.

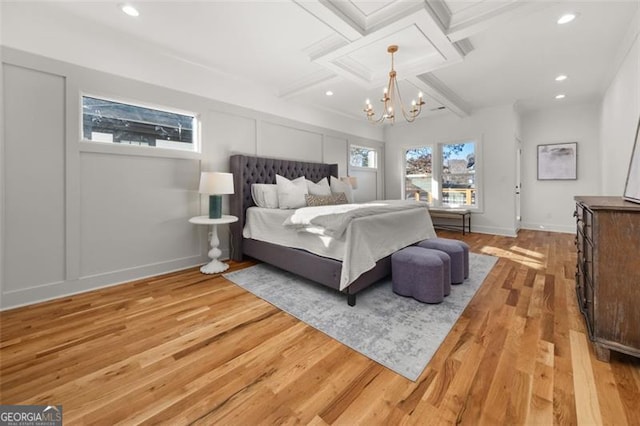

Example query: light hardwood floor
[1,230,639,425]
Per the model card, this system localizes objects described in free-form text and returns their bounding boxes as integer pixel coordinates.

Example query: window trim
[349,144,379,170]
[403,137,483,212]
[79,92,201,158]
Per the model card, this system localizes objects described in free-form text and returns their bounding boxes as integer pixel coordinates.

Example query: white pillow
[306,177,332,196]
[251,184,279,208]
[330,176,354,203]
[276,175,308,209]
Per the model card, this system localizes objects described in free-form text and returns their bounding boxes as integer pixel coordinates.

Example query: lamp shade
[199,172,234,195]
[340,176,358,190]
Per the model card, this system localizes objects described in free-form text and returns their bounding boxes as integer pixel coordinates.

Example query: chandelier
[363,45,425,124]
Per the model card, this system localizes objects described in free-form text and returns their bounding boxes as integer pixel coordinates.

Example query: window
[82,96,197,151]
[405,146,433,203]
[404,140,479,209]
[350,145,378,168]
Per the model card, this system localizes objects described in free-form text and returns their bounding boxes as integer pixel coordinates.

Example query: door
[515,138,522,230]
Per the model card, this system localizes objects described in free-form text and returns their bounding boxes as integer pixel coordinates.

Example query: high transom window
[350,145,378,169]
[82,96,197,151]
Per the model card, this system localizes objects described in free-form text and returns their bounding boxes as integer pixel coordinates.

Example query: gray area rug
[224,253,497,381]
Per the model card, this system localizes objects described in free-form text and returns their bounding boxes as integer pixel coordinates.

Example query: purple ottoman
[392,247,444,304]
[417,238,465,284]
[419,248,451,296]
[457,241,470,279]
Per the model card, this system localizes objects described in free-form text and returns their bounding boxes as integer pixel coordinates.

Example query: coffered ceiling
[2,1,638,123]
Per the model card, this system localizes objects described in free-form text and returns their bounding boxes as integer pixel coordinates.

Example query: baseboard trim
[465,225,518,238]
[520,222,574,234]
[1,250,229,311]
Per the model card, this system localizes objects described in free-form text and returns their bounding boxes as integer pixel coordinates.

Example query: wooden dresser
[574,196,640,361]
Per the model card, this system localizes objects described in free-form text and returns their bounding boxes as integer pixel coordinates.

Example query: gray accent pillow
[305,192,348,206]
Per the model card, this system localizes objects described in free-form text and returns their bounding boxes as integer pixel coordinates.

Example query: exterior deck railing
[406,188,476,206]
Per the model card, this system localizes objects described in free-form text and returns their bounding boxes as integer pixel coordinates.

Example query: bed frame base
[241,238,392,306]
[348,294,356,307]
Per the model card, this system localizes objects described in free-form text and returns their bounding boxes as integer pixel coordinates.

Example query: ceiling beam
[409,73,471,118]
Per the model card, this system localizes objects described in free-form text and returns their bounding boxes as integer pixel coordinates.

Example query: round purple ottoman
[391,247,444,304]
[457,241,470,279]
[416,238,465,284]
[419,247,451,296]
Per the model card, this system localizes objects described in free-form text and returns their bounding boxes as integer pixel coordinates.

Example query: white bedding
[284,200,429,238]
[243,207,345,260]
[243,201,437,290]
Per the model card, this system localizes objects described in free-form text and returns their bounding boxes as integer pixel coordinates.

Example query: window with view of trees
[350,145,377,168]
[405,141,478,209]
[82,96,197,151]
[406,147,433,203]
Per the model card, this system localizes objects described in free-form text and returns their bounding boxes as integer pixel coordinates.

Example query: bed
[229,154,434,306]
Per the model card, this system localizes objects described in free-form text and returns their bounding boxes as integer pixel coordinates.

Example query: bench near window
[429,208,471,235]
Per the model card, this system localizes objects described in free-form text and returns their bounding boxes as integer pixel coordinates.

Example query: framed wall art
[537,142,577,180]
[623,116,640,204]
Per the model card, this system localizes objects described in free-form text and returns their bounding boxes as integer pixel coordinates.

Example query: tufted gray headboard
[229,154,338,261]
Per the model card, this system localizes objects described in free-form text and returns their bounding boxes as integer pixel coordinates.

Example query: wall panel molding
[1,47,383,310]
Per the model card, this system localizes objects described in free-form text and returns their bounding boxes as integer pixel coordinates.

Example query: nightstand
[189,215,238,274]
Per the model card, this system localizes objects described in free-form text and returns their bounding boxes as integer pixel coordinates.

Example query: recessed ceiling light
[325,91,334,96]
[555,74,568,81]
[557,13,576,24]
[121,4,139,17]
[555,94,566,99]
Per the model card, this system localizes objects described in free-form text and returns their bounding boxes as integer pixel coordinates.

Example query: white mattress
[242,207,346,260]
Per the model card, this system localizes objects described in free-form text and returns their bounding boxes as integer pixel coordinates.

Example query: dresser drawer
[582,238,593,282]
[584,277,594,332]
[582,207,593,241]
[574,203,592,240]
[575,203,584,230]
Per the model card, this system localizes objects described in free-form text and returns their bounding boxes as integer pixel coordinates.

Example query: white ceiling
[2,0,639,123]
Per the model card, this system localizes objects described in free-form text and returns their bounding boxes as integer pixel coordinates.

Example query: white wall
[0,0,5,304]
[0,48,382,309]
[4,64,66,294]
[600,32,640,195]
[348,138,385,202]
[0,0,382,143]
[385,106,518,236]
[520,102,602,233]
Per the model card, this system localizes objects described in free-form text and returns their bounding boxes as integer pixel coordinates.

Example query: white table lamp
[199,172,234,219]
